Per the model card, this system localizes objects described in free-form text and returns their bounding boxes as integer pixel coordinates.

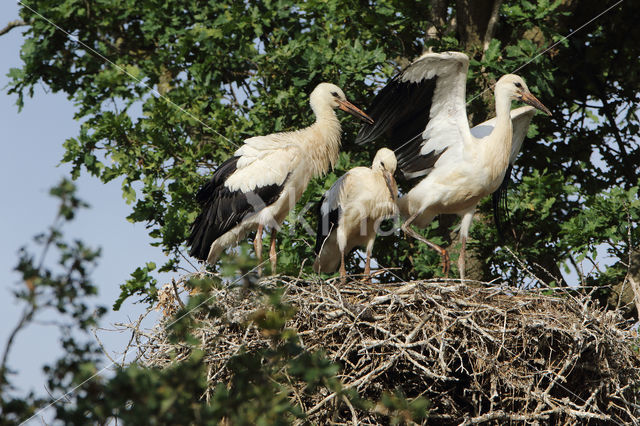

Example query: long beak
[338,99,374,124]
[520,91,552,116]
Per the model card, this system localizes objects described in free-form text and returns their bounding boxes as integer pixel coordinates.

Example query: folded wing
[314,173,348,255]
[187,137,297,261]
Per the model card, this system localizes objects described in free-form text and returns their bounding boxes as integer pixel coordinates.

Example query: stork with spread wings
[356,51,551,278]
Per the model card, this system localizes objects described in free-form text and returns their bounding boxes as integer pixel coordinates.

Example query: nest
[139,275,640,425]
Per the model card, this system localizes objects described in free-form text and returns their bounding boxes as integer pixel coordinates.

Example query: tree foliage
[3,0,640,422]
[0,180,103,424]
[9,0,640,305]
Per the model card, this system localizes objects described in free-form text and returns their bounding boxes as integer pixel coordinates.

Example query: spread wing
[470,106,536,239]
[356,51,472,180]
[187,135,297,261]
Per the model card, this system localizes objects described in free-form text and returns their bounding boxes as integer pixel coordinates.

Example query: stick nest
[139,275,640,425]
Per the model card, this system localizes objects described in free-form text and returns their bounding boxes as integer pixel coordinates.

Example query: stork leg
[402,212,450,277]
[458,210,474,283]
[269,228,277,275]
[363,253,371,277]
[362,237,375,283]
[458,236,466,282]
[254,224,264,277]
[339,251,347,284]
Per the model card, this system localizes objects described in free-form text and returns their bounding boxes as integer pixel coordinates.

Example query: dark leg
[269,228,277,275]
[254,224,264,277]
[402,212,450,277]
[339,251,346,284]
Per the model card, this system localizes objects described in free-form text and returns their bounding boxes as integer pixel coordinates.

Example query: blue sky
[1,2,167,397]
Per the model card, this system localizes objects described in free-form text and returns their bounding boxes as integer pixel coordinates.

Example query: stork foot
[254,225,264,277]
[457,253,466,282]
[361,264,372,285]
[269,229,277,275]
[403,222,450,278]
[441,250,450,278]
[458,235,467,283]
[339,267,347,285]
[360,276,372,285]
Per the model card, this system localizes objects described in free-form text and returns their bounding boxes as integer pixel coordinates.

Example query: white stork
[355,51,551,279]
[187,82,374,274]
[313,148,398,283]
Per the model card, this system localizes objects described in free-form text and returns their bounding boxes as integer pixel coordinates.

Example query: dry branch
[133,275,640,424]
[0,20,26,37]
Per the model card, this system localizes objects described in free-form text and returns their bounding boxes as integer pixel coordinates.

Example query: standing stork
[187,82,374,274]
[356,51,551,279]
[313,148,398,283]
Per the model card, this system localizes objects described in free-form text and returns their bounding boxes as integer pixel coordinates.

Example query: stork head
[310,83,374,124]
[496,74,551,115]
[372,148,397,174]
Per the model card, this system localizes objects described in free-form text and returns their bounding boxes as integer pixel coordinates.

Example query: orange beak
[338,99,375,124]
[520,91,552,116]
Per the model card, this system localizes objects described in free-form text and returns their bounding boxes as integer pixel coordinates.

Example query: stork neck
[495,92,513,122]
[480,92,513,178]
[492,93,513,142]
[304,109,342,178]
[312,104,340,123]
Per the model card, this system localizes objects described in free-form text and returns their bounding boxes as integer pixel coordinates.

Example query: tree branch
[0,304,35,388]
[0,20,27,37]
[587,69,636,187]
[427,0,448,41]
[483,0,504,52]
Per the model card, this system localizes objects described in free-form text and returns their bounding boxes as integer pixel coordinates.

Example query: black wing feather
[356,75,436,148]
[187,156,287,261]
[399,145,448,181]
[314,195,340,256]
[355,74,439,177]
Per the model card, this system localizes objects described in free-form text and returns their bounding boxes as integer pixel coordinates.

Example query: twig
[120,275,640,424]
[92,328,121,367]
[0,19,27,37]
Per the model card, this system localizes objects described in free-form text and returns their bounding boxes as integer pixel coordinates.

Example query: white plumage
[187,83,373,274]
[356,51,551,278]
[314,148,398,282]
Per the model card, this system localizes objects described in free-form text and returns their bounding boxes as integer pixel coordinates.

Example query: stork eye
[381,161,385,168]
[514,82,523,89]
[331,91,339,97]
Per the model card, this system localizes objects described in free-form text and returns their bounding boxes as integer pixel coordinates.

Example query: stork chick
[314,148,398,283]
[356,52,551,279]
[188,83,374,274]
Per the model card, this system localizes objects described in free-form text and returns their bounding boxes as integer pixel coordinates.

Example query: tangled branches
[139,275,640,424]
